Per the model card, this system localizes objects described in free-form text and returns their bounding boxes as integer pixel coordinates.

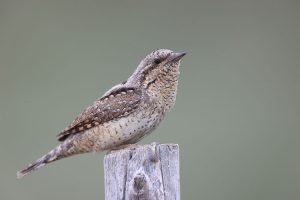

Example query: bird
[17,49,186,178]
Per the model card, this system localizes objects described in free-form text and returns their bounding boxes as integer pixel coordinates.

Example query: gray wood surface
[104,143,180,200]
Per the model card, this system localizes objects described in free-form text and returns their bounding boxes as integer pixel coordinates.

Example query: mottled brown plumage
[17,49,186,178]
[57,87,142,142]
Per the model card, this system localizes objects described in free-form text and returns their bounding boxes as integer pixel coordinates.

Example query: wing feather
[57,87,142,141]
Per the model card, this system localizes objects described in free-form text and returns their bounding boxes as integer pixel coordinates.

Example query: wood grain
[104,143,180,200]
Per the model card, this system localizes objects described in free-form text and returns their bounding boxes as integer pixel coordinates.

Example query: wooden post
[104,143,180,200]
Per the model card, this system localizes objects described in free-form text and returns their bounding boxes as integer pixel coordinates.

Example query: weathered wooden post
[104,143,180,200]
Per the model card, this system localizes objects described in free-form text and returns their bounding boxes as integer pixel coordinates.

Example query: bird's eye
[154,58,161,64]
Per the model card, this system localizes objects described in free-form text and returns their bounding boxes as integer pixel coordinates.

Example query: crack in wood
[104,143,179,200]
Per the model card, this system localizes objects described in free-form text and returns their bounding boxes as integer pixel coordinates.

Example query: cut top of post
[104,143,180,200]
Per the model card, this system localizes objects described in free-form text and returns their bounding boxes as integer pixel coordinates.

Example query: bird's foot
[106,144,141,155]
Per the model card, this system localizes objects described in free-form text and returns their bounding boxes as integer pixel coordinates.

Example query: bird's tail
[17,143,67,179]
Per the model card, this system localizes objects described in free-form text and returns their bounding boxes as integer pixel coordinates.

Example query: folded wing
[57,87,142,142]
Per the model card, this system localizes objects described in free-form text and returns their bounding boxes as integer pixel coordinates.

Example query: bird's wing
[57,87,143,142]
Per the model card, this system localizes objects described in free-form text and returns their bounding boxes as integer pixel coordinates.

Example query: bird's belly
[89,110,163,151]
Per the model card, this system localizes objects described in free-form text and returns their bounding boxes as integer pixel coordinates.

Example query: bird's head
[128,49,186,88]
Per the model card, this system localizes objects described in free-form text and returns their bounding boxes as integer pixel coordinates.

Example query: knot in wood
[131,172,149,199]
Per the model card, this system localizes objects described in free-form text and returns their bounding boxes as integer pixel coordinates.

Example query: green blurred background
[0,0,299,199]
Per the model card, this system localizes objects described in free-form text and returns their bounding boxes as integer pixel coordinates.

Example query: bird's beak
[168,52,186,62]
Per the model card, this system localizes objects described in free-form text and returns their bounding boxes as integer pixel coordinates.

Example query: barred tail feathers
[17,144,64,179]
